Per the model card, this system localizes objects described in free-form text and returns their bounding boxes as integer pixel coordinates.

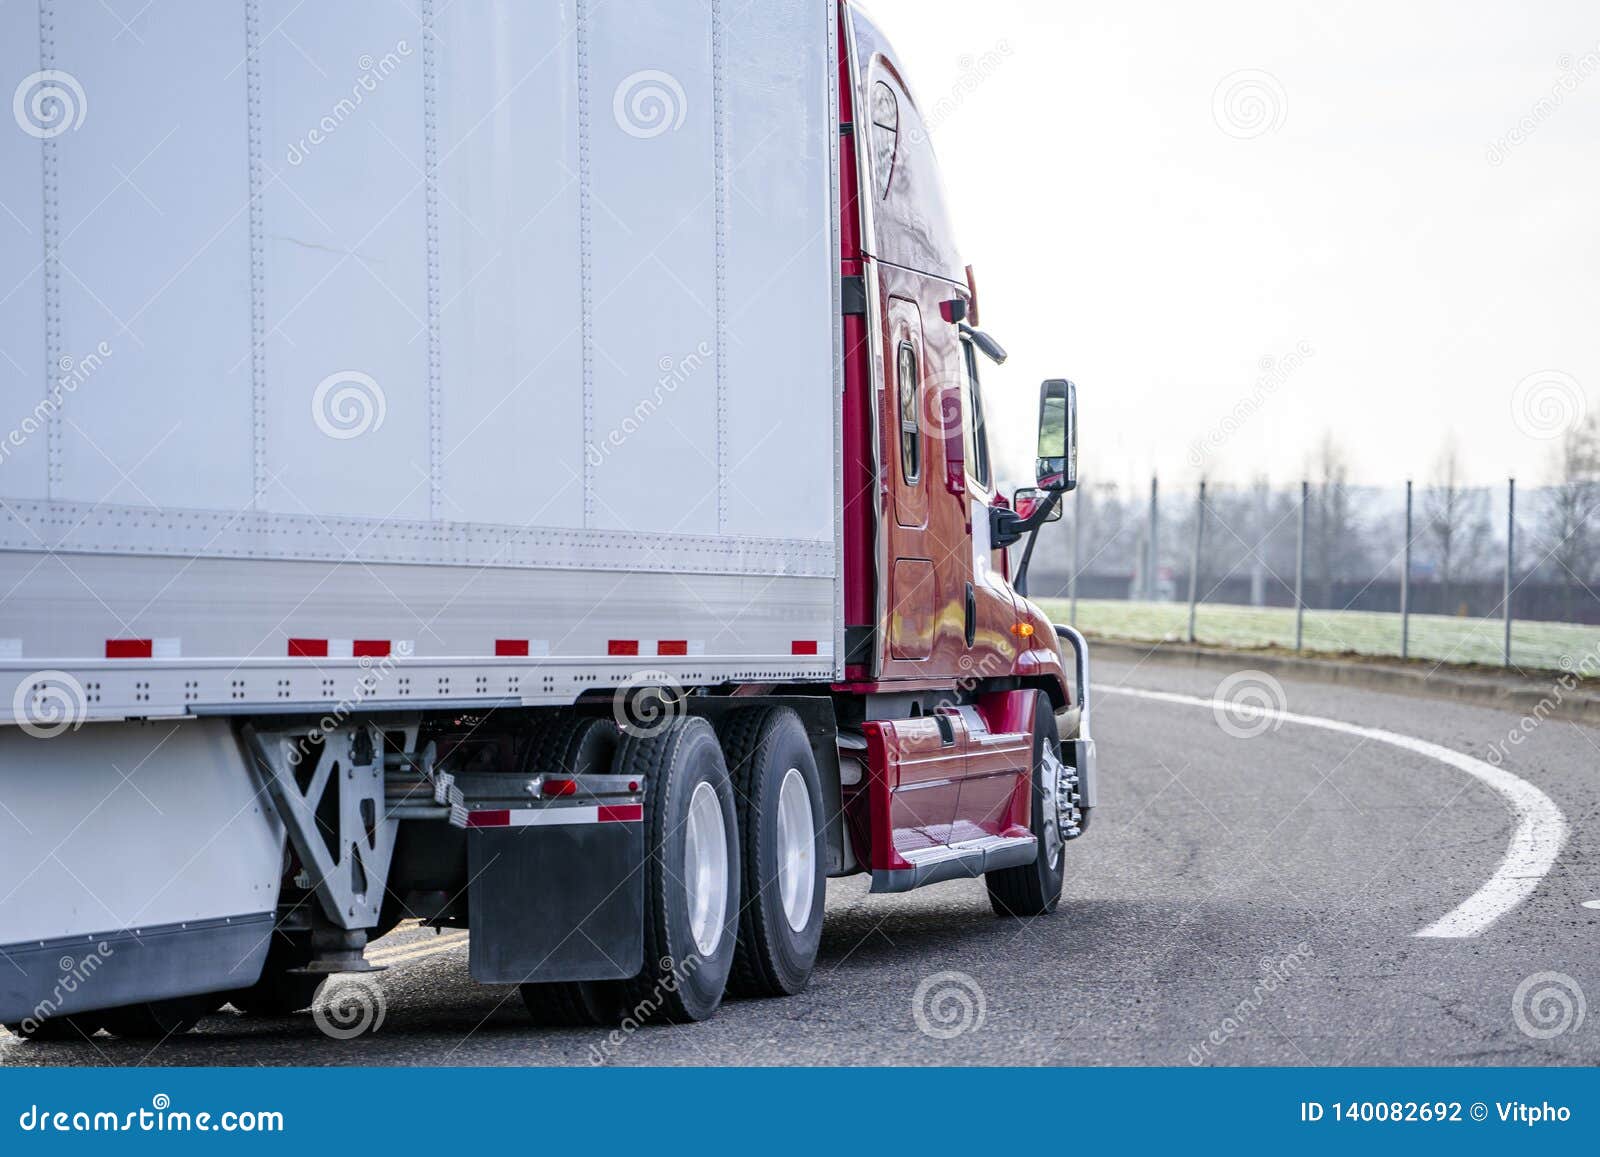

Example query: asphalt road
[5,654,1598,1066]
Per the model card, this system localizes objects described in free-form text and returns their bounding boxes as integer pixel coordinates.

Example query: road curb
[1087,637,1600,726]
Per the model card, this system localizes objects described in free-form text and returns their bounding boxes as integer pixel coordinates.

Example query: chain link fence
[1028,476,1600,673]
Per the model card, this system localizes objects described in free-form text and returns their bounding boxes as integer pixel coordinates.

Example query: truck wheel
[606,716,739,1023]
[226,969,324,1016]
[99,994,216,1039]
[4,1015,99,1041]
[718,707,826,997]
[519,715,630,1026]
[224,935,325,1015]
[986,700,1068,918]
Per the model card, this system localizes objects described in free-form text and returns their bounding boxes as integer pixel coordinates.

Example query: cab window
[897,341,921,483]
[960,339,991,488]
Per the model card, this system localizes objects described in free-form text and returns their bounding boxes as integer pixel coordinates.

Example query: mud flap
[466,819,644,984]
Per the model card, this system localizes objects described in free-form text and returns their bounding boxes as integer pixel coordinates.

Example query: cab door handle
[964,582,976,648]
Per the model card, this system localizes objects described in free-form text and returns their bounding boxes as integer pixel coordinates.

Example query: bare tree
[1423,438,1492,614]
[1541,413,1600,618]
[1306,432,1360,607]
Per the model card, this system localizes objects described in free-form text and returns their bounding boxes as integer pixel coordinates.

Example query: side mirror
[1036,378,1078,492]
[1012,487,1062,523]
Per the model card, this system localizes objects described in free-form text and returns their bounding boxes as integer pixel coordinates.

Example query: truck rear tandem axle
[2,640,1094,1034]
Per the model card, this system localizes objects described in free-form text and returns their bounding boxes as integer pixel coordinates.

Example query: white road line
[1096,683,1569,939]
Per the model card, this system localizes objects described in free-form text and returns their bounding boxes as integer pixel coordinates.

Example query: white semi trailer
[0,0,1093,1037]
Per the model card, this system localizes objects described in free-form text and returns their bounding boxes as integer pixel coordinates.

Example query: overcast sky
[863,0,1600,494]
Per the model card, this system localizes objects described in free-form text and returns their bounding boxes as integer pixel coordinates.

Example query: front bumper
[1053,623,1098,816]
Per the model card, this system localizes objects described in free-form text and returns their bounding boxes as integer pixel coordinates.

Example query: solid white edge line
[1095,683,1569,939]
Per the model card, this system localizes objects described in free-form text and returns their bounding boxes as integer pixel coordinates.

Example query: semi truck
[0,0,1096,1036]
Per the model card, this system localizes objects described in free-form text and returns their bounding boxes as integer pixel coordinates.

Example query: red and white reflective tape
[465,803,643,829]
[608,640,706,657]
[106,638,181,659]
[494,639,551,658]
[286,639,413,658]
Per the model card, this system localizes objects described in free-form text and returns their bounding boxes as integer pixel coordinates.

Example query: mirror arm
[992,490,1062,549]
[1008,491,1062,597]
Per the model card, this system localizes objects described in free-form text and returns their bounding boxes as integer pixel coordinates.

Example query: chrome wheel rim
[684,780,729,957]
[1039,740,1067,870]
[775,767,816,932]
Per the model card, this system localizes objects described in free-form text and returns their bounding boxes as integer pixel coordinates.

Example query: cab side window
[871,81,898,199]
[960,340,991,488]
[897,341,921,484]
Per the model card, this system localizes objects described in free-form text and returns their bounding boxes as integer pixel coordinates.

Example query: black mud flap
[466,818,644,984]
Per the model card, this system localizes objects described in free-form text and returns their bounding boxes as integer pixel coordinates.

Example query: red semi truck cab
[0,0,1095,1036]
[831,0,1096,896]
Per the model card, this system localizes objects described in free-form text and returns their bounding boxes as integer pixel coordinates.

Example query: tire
[99,994,216,1039]
[4,1014,99,1041]
[717,706,826,997]
[986,699,1068,918]
[224,934,325,1016]
[518,715,630,1026]
[226,969,324,1016]
[600,716,739,1024]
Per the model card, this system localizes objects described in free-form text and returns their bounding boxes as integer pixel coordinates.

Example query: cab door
[883,294,934,663]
